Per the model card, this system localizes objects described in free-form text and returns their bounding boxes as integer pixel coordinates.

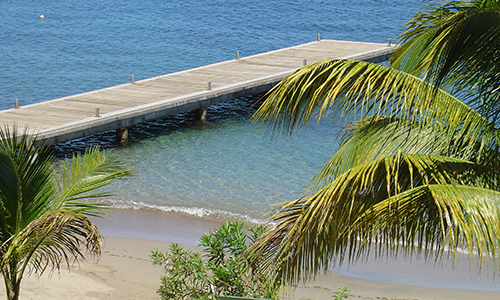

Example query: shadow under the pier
[52,94,264,159]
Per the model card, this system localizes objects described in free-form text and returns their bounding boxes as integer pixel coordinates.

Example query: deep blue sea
[0,0,418,106]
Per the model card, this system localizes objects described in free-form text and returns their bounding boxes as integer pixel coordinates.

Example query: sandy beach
[8,209,500,300]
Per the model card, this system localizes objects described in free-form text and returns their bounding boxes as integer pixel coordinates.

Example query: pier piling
[116,127,129,145]
[195,107,207,123]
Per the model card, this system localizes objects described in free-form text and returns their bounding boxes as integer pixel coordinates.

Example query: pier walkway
[0,39,395,144]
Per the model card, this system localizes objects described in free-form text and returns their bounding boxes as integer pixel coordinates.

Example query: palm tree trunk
[4,280,20,300]
[3,266,21,300]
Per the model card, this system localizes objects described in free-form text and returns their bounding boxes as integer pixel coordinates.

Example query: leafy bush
[151,244,211,299]
[151,221,278,300]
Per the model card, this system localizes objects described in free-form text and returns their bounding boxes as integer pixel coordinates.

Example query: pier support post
[116,127,129,145]
[195,107,207,123]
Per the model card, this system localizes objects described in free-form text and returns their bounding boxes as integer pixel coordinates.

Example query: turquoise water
[98,97,344,221]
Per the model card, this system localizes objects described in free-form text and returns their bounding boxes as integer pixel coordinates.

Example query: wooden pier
[0,39,395,144]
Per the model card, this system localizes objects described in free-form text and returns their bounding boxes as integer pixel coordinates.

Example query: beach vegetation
[332,286,350,300]
[250,0,500,286]
[151,221,278,300]
[0,127,130,300]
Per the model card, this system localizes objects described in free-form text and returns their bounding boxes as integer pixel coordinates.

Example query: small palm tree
[250,0,500,286]
[0,127,130,300]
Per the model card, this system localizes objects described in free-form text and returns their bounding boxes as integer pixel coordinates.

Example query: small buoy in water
[40,15,45,19]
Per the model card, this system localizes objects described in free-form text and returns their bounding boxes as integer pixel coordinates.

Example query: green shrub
[333,286,350,300]
[151,221,278,300]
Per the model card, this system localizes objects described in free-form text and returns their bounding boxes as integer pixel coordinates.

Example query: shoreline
[9,208,500,299]
[93,208,500,291]
[90,207,224,247]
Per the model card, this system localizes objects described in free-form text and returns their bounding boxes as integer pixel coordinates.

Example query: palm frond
[252,60,500,156]
[0,127,131,300]
[0,127,55,238]
[54,147,131,215]
[391,1,500,121]
[250,0,500,289]
[308,114,500,192]
[1,211,102,277]
[250,153,500,284]
[307,116,452,192]
[361,184,500,271]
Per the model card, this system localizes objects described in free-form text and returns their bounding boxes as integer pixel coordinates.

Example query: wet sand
[9,208,500,299]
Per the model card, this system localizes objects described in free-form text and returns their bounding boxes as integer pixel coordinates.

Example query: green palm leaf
[250,0,500,291]
[362,184,500,269]
[307,116,447,192]
[253,60,498,151]
[3,211,101,277]
[391,1,500,119]
[0,127,55,238]
[251,153,500,285]
[309,114,500,192]
[53,147,131,216]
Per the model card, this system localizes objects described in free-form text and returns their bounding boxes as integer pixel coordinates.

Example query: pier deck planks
[0,40,395,144]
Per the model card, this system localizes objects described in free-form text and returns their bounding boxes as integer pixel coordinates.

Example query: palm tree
[250,0,500,286]
[0,127,130,300]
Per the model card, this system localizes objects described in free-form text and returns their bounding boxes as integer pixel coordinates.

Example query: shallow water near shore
[3,0,499,292]
[59,95,344,222]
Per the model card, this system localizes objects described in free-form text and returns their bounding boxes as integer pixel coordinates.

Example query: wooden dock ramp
[0,40,395,144]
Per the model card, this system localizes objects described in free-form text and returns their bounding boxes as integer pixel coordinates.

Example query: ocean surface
[5,0,499,291]
[0,0,422,221]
